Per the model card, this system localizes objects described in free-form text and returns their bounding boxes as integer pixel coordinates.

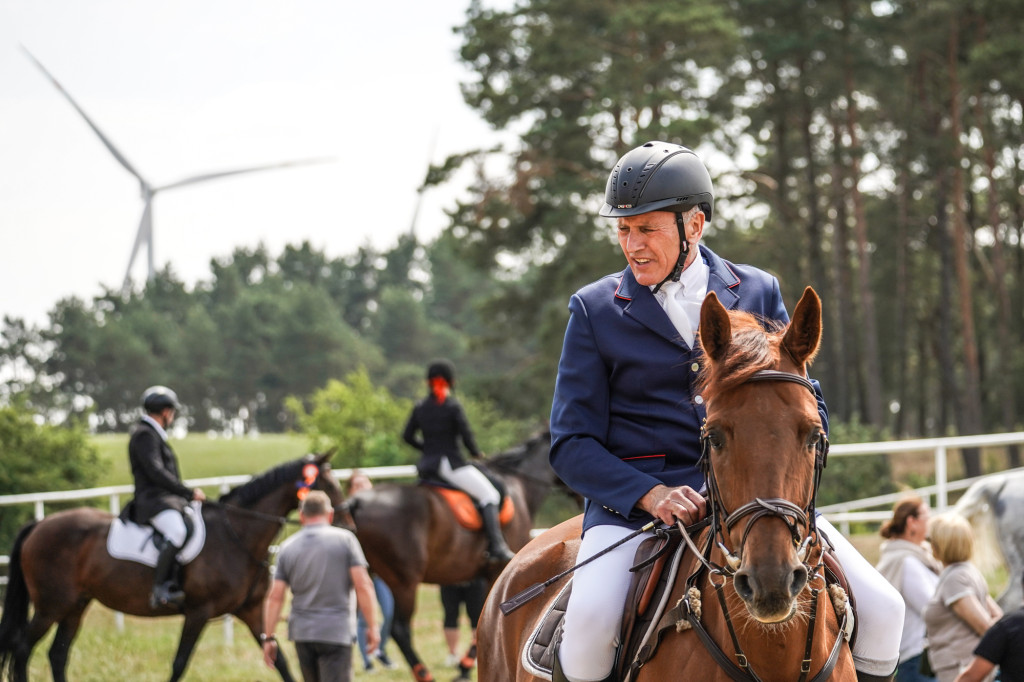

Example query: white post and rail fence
[2,433,1024,641]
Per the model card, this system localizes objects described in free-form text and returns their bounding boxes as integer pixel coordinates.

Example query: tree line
[1,0,1023,480]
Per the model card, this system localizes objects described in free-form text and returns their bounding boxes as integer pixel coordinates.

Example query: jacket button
[691,362,700,372]
[694,395,704,405]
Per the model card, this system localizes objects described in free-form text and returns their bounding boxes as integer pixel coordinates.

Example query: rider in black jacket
[128,386,206,608]
[403,361,514,564]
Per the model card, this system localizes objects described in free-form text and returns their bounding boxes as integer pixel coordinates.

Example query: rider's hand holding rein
[640,484,706,526]
[192,488,206,502]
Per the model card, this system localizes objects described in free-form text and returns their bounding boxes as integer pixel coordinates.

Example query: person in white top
[876,496,943,681]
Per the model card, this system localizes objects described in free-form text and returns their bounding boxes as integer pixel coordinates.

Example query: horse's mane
[220,456,312,507]
[697,310,786,403]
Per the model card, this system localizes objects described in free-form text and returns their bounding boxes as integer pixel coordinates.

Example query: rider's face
[616,210,703,286]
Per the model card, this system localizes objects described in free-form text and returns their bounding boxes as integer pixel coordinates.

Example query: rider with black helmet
[548,142,902,681]
[402,360,515,565]
[128,385,206,608]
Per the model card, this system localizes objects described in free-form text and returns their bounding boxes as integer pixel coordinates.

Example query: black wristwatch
[260,633,276,643]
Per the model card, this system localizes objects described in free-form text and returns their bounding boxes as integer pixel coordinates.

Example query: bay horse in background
[954,468,1024,609]
[0,453,342,682]
[479,288,857,681]
[342,429,562,682]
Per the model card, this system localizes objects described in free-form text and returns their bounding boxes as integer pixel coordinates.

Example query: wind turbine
[22,46,332,294]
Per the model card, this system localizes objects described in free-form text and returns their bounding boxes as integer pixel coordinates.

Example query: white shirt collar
[652,254,710,300]
[142,414,169,442]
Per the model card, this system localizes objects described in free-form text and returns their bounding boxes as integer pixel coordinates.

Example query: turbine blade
[122,201,152,294]
[21,45,148,186]
[156,157,335,192]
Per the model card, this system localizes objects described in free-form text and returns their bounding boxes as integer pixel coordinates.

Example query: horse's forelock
[698,311,784,403]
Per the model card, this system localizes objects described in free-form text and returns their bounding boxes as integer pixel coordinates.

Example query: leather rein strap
[677,368,843,682]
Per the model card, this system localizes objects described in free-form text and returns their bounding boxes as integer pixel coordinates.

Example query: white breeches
[150,509,188,548]
[558,518,904,682]
[558,525,649,682]
[438,457,500,506]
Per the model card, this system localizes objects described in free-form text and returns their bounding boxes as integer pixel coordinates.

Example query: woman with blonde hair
[922,512,1002,682]
[876,496,942,681]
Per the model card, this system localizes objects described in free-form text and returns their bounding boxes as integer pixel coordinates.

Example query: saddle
[106,501,206,567]
[419,468,515,530]
[522,522,856,682]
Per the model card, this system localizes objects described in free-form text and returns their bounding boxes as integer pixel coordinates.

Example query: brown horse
[479,288,857,682]
[0,453,342,682]
[343,429,562,682]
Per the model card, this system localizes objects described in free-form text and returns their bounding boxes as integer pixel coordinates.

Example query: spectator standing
[876,496,943,682]
[440,578,488,668]
[922,513,1002,682]
[263,490,379,682]
[347,470,397,672]
[955,573,1024,682]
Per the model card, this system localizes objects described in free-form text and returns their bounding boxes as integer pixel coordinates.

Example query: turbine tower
[22,47,331,294]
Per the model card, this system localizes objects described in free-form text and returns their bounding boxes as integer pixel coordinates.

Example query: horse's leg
[389,585,435,682]
[166,612,210,682]
[235,601,295,682]
[46,603,89,682]
[12,611,61,682]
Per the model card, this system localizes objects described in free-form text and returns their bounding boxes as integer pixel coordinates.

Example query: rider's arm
[402,408,424,450]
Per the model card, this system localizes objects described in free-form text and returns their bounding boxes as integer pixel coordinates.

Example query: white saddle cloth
[106,501,206,566]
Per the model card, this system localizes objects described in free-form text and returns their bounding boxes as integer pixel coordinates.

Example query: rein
[678,367,842,682]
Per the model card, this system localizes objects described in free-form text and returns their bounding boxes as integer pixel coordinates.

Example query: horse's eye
[806,430,823,449]
[706,429,725,450]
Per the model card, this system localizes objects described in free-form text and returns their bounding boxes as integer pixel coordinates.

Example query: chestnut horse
[0,453,342,682]
[343,429,562,682]
[479,288,856,682]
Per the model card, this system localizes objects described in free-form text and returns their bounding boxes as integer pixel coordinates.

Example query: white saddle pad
[106,501,206,566]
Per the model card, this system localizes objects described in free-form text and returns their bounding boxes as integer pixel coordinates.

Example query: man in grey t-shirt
[263,490,379,682]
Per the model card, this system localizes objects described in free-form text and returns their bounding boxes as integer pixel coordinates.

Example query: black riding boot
[150,542,185,609]
[480,503,515,564]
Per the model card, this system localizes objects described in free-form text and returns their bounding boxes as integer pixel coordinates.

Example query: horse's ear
[782,287,822,367]
[699,291,731,362]
[316,449,336,466]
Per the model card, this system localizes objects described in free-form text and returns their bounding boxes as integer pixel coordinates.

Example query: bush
[0,403,107,552]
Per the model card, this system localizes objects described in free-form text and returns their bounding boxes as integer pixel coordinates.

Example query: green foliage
[286,368,413,469]
[0,402,107,551]
[816,419,896,507]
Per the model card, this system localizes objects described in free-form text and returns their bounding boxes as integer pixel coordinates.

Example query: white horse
[953,469,1024,609]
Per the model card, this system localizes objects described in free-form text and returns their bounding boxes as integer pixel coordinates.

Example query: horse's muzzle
[733,559,809,623]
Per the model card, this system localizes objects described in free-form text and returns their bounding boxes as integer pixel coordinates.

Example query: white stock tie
[661,281,696,347]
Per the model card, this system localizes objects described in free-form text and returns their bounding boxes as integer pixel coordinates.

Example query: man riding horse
[127,385,207,608]
[547,141,905,681]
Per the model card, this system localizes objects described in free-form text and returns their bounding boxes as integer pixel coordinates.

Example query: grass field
[26,583,465,682]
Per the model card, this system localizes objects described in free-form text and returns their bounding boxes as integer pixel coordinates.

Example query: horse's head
[698,287,827,624]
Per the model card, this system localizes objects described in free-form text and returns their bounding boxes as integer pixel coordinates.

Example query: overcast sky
[0,0,510,325]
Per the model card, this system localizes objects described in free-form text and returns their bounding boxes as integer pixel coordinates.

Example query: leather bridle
[675,368,843,682]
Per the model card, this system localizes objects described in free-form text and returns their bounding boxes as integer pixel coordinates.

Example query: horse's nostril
[734,571,754,602]
[790,564,809,598]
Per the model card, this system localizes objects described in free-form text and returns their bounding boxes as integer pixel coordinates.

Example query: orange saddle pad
[432,487,515,531]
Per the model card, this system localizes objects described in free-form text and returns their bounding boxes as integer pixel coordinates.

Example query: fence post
[936,445,948,510]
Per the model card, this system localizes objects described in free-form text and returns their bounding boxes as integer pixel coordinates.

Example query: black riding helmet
[600,141,714,290]
[142,385,180,413]
[427,360,456,388]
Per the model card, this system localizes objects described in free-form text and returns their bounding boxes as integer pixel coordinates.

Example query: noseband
[698,369,829,575]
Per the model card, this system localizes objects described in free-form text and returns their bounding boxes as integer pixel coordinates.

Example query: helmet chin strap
[651,211,690,294]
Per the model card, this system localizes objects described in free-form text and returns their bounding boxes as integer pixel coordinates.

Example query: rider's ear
[699,291,731,362]
[782,287,822,368]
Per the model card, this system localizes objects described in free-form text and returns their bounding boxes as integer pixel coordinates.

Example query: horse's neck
[236,492,296,549]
